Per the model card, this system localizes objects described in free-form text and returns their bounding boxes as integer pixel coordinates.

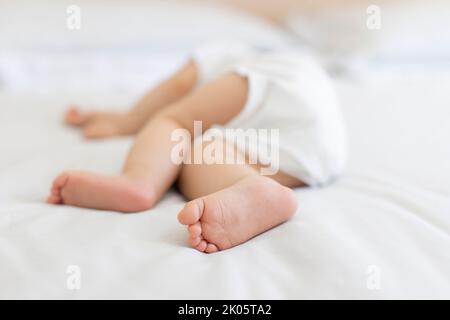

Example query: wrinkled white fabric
[0,63,450,299]
[193,42,347,186]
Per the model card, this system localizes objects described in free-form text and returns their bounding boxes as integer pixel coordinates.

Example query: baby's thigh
[158,72,249,132]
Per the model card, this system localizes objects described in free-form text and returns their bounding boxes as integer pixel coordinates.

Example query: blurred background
[1,1,450,300]
[0,0,449,96]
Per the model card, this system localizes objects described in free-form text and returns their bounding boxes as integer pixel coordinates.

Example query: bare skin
[177,140,299,252]
[65,61,198,139]
[49,61,302,252]
[179,175,298,253]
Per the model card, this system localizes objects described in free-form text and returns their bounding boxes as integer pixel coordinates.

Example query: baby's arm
[65,60,198,138]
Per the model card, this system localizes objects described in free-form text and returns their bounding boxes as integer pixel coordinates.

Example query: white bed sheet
[0,63,449,299]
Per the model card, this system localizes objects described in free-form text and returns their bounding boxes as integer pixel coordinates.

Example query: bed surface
[1,63,449,299]
[1,0,449,299]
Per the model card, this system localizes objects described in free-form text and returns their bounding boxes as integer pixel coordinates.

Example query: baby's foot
[47,171,155,212]
[177,176,298,253]
[65,106,134,139]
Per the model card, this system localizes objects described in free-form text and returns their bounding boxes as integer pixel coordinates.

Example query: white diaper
[192,41,347,187]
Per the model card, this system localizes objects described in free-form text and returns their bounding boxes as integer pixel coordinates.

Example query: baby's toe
[51,186,60,195]
[53,172,70,190]
[188,222,202,238]
[195,240,208,252]
[189,236,202,247]
[47,194,61,204]
[178,199,204,225]
[65,107,85,126]
[205,243,219,253]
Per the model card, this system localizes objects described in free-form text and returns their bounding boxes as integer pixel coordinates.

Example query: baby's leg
[177,140,300,253]
[65,60,198,139]
[48,73,249,212]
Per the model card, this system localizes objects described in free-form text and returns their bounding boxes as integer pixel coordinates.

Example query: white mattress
[1,62,449,299]
[1,0,449,300]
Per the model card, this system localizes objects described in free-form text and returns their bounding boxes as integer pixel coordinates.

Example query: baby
[47,42,347,253]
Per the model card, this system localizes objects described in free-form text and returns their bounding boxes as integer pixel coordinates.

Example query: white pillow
[0,0,290,51]
[0,0,291,92]
[285,0,450,63]
[371,0,450,60]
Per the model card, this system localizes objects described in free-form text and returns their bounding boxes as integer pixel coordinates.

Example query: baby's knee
[172,60,198,95]
[153,105,193,132]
